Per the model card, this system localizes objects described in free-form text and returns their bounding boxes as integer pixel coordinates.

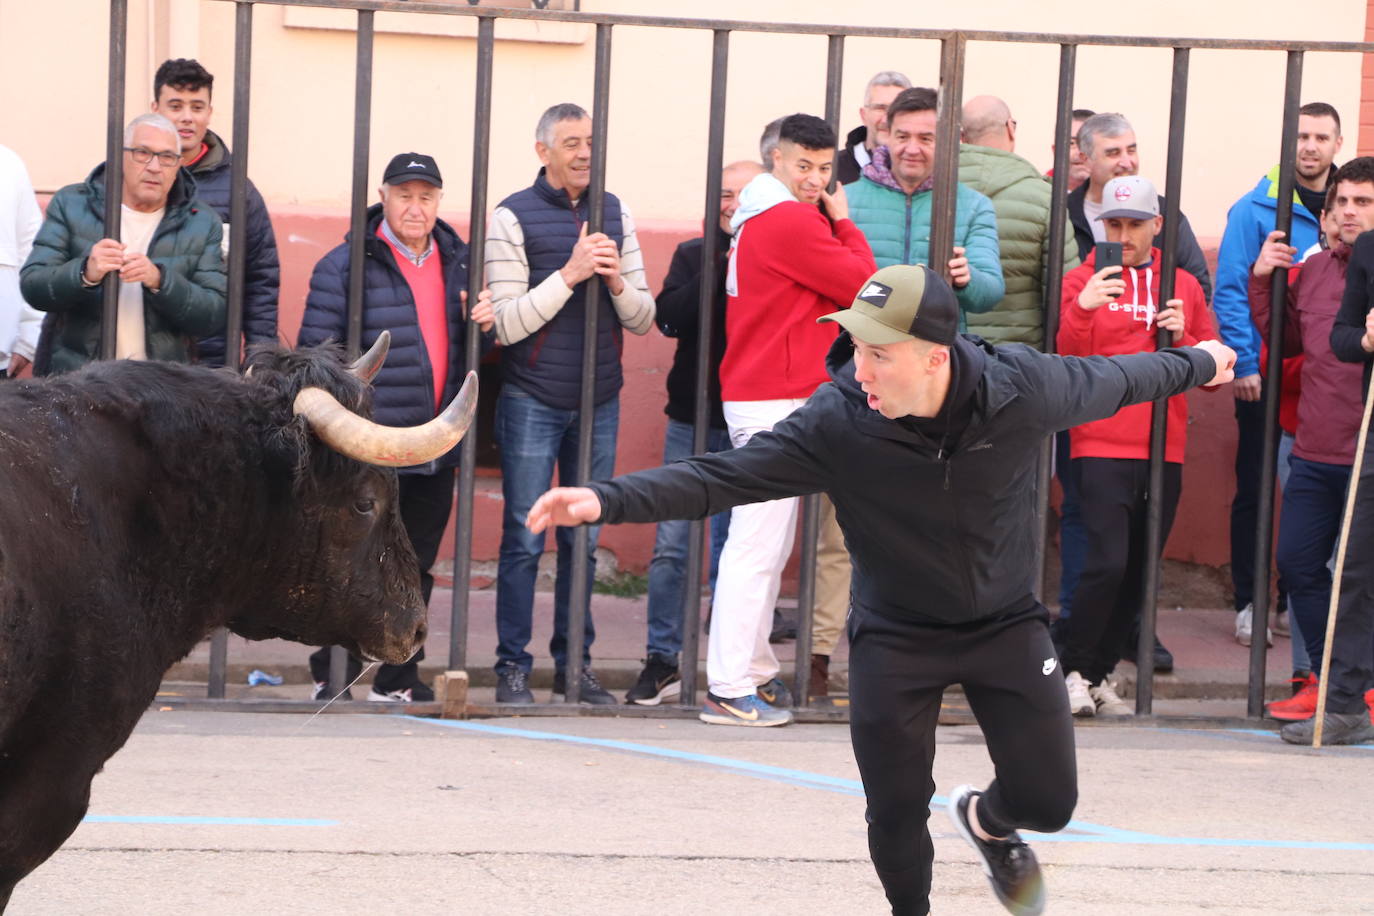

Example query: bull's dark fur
[0,347,429,909]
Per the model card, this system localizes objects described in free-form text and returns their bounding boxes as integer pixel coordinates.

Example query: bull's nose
[412,619,428,650]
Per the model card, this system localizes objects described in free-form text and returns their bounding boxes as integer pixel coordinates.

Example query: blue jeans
[494,383,619,674]
[1055,430,1086,618]
[1276,432,1311,672]
[1276,455,1351,675]
[644,418,732,660]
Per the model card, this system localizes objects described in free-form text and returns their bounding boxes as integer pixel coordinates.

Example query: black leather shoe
[947,785,1046,916]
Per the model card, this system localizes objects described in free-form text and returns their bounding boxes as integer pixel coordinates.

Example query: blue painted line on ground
[83,815,337,827]
[1157,726,1374,752]
[409,716,1374,852]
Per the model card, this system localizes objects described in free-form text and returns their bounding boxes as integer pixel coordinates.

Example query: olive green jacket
[957,144,1079,349]
[20,164,226,375]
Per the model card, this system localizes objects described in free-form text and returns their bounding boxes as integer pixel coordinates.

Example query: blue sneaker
[699,691,792,727]
[756,676,794,708]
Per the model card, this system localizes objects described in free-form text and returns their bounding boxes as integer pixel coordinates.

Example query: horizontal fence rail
[91,0,1370,722]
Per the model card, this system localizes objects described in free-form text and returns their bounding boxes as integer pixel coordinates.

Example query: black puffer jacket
[297,204,493,475]
[20,164,226,375]
[591,333,1215,626]
[186,130,280,366]
[655,227,729,430]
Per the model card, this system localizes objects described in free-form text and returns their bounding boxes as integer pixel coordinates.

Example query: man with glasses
[837,71,912,186]
[21,113,225,374]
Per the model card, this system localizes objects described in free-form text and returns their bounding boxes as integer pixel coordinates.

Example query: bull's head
[228,333,475,666]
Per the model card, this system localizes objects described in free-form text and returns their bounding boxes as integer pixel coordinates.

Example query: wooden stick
[1312,371,1374,748]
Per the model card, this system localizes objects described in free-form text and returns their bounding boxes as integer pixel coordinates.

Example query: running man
[527,264,1236,915]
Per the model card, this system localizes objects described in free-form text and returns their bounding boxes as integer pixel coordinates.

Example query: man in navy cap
[524,263,1236,915]
[299,151,494,703]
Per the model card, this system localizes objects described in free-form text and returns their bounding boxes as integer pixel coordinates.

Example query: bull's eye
[353,498,377,515]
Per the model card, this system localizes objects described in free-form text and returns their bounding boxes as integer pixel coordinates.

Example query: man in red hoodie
[700,113,876,726]
[1056,175,1214,718]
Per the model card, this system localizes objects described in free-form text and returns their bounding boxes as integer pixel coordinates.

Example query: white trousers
[708,397,808,698]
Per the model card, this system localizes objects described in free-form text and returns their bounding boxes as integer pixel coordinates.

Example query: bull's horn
[293,371,478,468]
[348,331,391,382]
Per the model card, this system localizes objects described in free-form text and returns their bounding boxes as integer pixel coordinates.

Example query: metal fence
[93,0,1374,720]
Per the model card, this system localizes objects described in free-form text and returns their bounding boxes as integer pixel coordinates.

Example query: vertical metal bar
[823,33,845,188]
[680,28,730,707]
[563,21,612,704]
[223,0,252,370]
[1249,50,1304,718]
[783,33,845,707]
[929,33,965,283]
[1136,47,1189,715]
[101,0,129,361]
[207,0,255,701]
[1036,43,1079,608]
[329,8,374,699]
[449,15,495,673]
[1043,44,1077,356]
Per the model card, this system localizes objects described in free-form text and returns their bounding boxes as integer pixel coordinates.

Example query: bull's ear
[349,331,390,383]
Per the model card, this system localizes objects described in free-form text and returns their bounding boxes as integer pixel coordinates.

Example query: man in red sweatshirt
[700,113,876,726]
[1056,175,1215,718]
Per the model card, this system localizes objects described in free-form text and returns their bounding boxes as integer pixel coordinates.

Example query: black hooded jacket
[590,334,1215,626]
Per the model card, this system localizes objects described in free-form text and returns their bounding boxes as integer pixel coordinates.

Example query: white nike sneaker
[1235,604,1273,648]
[1064,671,1094,718]
[1089,680,1132,716]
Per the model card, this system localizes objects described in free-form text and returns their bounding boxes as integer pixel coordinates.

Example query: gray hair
[759,115,787,171]
[864,70,912,106]
[1078,112,1133,159]
[124,112,179,150]
[536,103,589,146]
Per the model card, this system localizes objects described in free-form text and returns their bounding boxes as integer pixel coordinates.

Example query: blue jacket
[498,170,625,409]
[845,148,1003,328]
[1215,166,1323,379]
[188,130,280,366]
[298,204,491,475]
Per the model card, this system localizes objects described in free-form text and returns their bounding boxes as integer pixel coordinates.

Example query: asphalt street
[10,711,1374,915]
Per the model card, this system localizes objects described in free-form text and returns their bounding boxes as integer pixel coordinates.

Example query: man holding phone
[1055,176,1216,717]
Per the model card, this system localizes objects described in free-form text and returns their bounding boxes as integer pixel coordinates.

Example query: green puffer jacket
[957,144,1079,349]
[845,147,1003,331]
[20,164,226,375]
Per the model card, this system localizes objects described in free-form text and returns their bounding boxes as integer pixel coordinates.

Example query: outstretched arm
[526,395,837,532]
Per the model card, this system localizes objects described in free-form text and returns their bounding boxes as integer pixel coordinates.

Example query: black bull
[0,339,475,909]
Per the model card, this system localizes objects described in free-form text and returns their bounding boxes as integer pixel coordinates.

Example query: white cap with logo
[1097,175,1160,220]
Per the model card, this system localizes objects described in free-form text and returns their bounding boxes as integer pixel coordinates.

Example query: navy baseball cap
[383,152,443,188]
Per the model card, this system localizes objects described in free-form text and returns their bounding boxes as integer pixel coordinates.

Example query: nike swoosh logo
[720,702,759,721]
[1042,658,1058,676]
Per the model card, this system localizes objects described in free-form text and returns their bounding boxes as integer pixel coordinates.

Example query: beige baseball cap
[818,264,959,346]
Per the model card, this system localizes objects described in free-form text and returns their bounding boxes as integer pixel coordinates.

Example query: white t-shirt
[1082,195,1106,243]
[116,205,164,361]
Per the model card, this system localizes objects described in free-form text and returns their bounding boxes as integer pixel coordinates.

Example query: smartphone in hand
[1095,241,1124,297]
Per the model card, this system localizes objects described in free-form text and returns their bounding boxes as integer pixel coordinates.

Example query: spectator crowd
[3,58,1372,746]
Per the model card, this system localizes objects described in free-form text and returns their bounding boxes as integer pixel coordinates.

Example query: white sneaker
[1235,604,1273,647]
[1065,671,1094,717]
[1089,680,1133,716]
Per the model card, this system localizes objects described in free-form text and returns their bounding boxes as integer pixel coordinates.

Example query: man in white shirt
[0,144,42,377]
[21,113,225,374]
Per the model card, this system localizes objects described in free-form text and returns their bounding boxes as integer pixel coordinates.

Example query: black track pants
[847,603,1078,916]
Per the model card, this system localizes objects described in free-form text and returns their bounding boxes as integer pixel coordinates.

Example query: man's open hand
[526,486,603,534]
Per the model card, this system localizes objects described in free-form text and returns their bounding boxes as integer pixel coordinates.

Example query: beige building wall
[0,0,1366,236]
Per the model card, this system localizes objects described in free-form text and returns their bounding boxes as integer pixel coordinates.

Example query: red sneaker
[1267,674,1318,721]
[1366,688,1373,726]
